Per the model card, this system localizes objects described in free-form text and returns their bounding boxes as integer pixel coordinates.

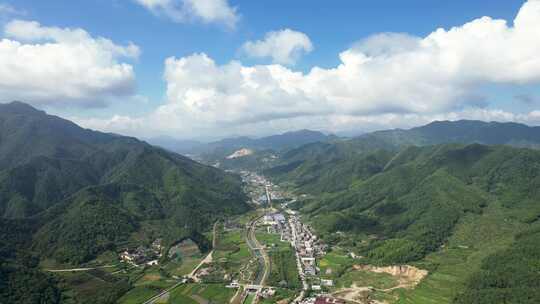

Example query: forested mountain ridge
[0,101,249,302]
[197,129,336,153]
[0,101,139,169]
[0,101,247,220]
[265,120,540,194]
[260,120,540,303]
[281,143,540,303]
[361,119,540,148]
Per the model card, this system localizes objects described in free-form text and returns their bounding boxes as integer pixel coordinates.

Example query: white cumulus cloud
[241,29,313,65]
[0,20,140,107]
[79,0,540,138]
[134,0,239,29]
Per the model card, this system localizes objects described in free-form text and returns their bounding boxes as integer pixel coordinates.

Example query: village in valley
[61,168,427,304]
[237,170,347,304]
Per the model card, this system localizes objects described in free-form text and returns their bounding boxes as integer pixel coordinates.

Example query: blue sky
[1,0,539,139]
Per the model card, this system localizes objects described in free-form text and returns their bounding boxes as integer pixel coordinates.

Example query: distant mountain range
[144,136,204,154]
[148,129,337,155]
[150,120,540,157]
[264,119,540,189]
[361,120,540,148]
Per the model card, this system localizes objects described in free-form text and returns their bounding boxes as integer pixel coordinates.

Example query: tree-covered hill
[280,143,540,303]
[258,120,540,303]
[362,119,540,148]
[264,119,540,194]
[0,101,249,303]
[264,136,398,193]
[0,101,248,219]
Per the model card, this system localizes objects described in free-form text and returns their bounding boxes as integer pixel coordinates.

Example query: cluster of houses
[239,171,271,205]
[263,212,287,234]
[289,215,326,278]
[297,295,345,304]
[240,170,287,205]
[119,239,163,266]
[260,287,276,298]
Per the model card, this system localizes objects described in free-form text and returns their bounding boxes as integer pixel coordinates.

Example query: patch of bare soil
[332,265,428,304]
[352,264,428,290]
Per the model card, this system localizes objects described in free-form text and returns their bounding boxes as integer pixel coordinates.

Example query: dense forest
[0,102,249,303]
[455,229,540,303]
[267,139,540,303]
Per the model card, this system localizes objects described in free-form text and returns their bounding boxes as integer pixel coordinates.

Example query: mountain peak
[0,101,45,116]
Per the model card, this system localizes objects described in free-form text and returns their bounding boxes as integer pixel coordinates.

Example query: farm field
[213,228,254,283]
[168,283,236,304]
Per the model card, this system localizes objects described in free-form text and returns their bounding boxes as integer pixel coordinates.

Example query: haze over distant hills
[263,119,540,191]
[362,120,540,148]
[145,136,204,154]
[148,129,337,155]
[150,119,540,160]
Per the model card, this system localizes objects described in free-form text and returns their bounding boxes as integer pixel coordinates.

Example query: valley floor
[44,170,539,304]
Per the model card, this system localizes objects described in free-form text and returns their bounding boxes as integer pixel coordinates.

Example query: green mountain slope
[364,120,540,148]
[264,120,540,195]
[300,144,540,256]
[283,144,540,303]
[264,136,397,193]
[0,101,249,303]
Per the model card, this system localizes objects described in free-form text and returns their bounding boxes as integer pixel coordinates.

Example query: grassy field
[335,269,399,290]
[118,286,160,304]
[168,285,199,304]
[164,238,205,277]
[54,270,131,303]
[215,231,250,255]
[213,229,253,282]
[259,288,297,304]
[243,293,256,304]
[134,268,176,288]
[168,283,236,304]
[318,249,354,279]
[255,230,291,251]
[267,247,301,290]
[117,266,176,303]
[232,210,263,226]
[164,257,203,277]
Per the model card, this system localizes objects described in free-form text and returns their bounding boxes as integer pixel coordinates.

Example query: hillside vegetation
[271,142,540,303]
[0,102,249,303]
